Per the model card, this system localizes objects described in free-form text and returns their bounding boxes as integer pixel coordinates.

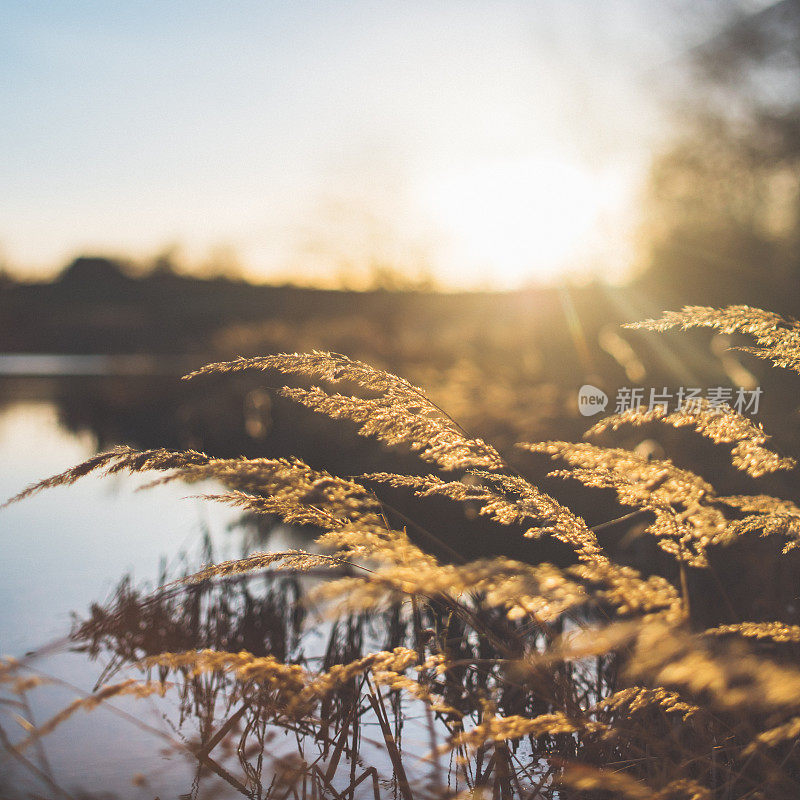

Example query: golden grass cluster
[5,305,800,798]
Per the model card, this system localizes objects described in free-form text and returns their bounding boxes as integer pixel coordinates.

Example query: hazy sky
[2,1,708,287]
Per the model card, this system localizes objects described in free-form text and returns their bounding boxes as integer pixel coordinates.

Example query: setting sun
[420,156,630,286]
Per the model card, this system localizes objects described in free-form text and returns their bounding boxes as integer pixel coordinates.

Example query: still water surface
[0,370,290,798]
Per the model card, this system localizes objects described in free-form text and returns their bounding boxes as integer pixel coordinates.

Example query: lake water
[0,367,299,798]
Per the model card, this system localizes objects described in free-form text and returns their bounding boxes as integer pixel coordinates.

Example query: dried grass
[5,306,800,798]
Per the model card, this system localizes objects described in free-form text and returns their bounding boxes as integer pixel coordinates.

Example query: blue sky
[2,1,705,286]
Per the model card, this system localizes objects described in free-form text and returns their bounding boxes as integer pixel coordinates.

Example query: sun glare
[420,156,629,287]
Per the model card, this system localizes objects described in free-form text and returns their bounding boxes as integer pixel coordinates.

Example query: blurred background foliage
[637,0,800,308]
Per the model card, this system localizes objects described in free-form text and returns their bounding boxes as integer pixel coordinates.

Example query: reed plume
[627,305,800,373]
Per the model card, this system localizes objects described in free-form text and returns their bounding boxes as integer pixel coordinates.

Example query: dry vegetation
[5,306,800,798]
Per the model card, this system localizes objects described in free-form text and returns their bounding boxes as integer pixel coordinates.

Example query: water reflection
[0,396,311,797]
